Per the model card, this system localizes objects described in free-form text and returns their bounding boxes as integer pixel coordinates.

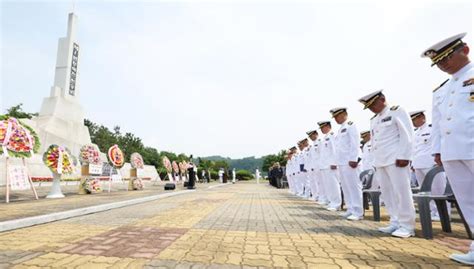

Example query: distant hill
[200,156,263,172]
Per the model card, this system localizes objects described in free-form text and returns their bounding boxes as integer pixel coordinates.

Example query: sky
[1,0,473,158]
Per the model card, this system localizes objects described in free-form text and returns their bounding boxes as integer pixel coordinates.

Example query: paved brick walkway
[0,183,470,268]
[0,181,221,222]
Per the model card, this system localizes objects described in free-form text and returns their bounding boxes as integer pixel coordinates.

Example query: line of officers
[284,33,474,265]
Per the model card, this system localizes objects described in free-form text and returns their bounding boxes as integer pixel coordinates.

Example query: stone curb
[0,190,194,233]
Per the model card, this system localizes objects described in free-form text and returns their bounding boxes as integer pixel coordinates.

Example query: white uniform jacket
[431,62,474,161]
[361,141,375,171]
[335,120,360,165]
[370,105,414,168]
[412,122,436,169]
[318,132,337,169]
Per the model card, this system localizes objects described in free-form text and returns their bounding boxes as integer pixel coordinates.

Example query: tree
[160,151,178,162]
[4,103,38,119]
[262,150,287,172]
[142,147,161,168]
[118,132,144,162]
[92,125,118,154]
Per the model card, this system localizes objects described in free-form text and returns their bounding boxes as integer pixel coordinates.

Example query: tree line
[4,104,286,179]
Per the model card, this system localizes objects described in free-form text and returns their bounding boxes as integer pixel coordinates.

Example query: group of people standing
[284,33,473,266]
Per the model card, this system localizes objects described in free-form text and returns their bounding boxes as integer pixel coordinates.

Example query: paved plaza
[0,182,471,268]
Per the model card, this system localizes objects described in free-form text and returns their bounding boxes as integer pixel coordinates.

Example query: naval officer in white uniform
[318,121,342,211]
[287,147,298,194]
[421,33,474,265]
[360,131,375,172]
[409,110,449,221]
[358,90,416,238]
[299,138,311,198]
[331,107,363,220]
[306,130,320,201]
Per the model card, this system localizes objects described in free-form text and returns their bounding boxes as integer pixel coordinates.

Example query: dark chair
[413,166,472,239]
[361,169,382,221]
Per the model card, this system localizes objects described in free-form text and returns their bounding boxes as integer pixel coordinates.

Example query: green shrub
[236,170,253,181]
[157,167,169,181]
[210,170,219,180]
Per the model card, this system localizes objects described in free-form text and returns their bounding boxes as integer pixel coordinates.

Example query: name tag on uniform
[325,138,329,141]
[341,128,347,133]
[421,133,430,136]
[382,116,392,123]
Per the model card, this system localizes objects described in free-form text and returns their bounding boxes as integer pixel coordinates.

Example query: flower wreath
[82,177,102,193]
[172,161,179,174]
[79,144,101,165]
[107,144,124,168]
[130,152,144,169]
[162,156,172,173]
[131,177,144,190]
[0,116,40,158]
[43,144,77,174]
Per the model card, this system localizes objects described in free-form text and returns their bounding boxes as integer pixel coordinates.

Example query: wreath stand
[46,172,65,198]
[108,166,126,193]
[5,157,38,203]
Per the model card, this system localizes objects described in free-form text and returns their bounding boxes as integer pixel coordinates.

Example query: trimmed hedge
[236,170,253,181]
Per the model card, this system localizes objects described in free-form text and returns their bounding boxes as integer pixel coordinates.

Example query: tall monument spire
[51,12,80,101]
[32,12,91,156]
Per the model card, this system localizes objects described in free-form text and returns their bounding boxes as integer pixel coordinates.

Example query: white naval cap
[306,130,318,136]
[317,121,331,128]
[358,90,383,109]
[421,33,467,66]
[409,110,425,119]
[329,107,347,117]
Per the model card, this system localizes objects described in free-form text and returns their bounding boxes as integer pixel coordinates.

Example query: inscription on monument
[69,43,79,96]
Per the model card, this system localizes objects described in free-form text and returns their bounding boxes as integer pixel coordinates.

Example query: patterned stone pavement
[0,182,471,268]
[0,181,224,222]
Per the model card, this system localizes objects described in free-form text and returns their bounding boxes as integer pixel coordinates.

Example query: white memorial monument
[28,12,91,156]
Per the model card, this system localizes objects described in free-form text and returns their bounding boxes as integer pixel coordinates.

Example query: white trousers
[375,165,416,230]
[443,160,474,252]
[414,168,450,216]
[320,168,342,208]
[308,170,320,201]
[317,169,328,203]
[339,165,363,217]
[303,172,311,198]
[295,173,304,195]
[286,174,294,193]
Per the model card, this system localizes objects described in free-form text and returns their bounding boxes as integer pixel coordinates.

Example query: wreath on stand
[107,144,124,168]
[79,144,101,165]
[131,152,144,169]
[130,152,144,190]
[43,145,76,175]
[79,144,102,194]
[162,156,172,173]
[0,116,40,158]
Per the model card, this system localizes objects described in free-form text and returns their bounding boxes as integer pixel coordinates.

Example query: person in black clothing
[187,155,196,189]
[269,162,284,188]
